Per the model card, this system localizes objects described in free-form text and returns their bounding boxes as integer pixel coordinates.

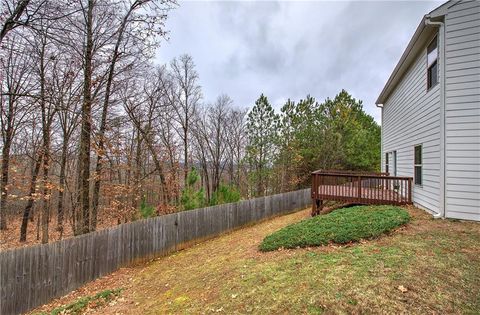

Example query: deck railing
[311,170,412,215]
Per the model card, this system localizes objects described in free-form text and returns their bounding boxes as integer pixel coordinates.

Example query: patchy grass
[35,289,122,315]
[260,205,410,251]
[33,207,480,314]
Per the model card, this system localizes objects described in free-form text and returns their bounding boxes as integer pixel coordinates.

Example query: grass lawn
[32,206,480,314]
[260,205,411,251]
[38,289,121,315]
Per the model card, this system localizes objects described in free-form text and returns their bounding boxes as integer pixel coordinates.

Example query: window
[393,151,397,176]
[427,36,438,90]
[385,153,389,174]
[385,151,397,176]
[414,145,422,185]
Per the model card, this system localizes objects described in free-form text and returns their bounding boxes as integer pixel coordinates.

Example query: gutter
[425,15,446,219]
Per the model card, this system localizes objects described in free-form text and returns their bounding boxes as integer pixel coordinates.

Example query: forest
[0,0,380,248]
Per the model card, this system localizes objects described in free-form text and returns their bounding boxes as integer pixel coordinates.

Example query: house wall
[444,0,480,220]
[381,35,441,214]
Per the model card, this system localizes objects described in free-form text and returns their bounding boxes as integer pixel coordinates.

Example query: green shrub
[210,185,241,206]
[139,197,155,218]
[259,205,410,252]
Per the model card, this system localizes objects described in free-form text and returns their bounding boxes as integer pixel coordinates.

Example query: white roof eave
[375,1,453,106]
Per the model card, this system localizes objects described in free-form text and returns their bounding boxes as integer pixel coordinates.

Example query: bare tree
[193,95,232,200]
[0,35,34,230]
[74,0,95,235]
[19,120,43,242]
[225,108,247,189]
[91,0,172,230]
[34,24,58,243]
[170,54,202,183]
[52,52,82,237]
[122,76,171,205]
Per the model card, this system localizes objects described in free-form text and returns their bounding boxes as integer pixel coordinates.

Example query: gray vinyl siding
[381,40,441,214]
[444,0,480,221]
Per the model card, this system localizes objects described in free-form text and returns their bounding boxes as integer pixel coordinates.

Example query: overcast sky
[155,0,444,123]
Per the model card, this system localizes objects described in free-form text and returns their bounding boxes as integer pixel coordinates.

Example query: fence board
[0,189,310,315]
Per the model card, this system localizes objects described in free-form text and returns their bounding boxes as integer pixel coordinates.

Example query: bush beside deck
[260,205,410,251]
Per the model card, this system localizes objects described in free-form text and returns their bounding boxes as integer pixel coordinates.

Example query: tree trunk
[42,143,50,244]
[20,152,43,242]
[132,132,142,210]
[229,159,234,184]
[0,96,15,230]
[201,160,210,201]
[41,139,50,244]
[184,125,188,183]
[0,132,12,230]
[91,157,102,230]
[56,138,68,236]
[76,0,94,235]
[166,145,178,205]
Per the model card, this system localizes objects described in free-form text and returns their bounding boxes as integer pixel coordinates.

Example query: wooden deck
[311,170,413,216]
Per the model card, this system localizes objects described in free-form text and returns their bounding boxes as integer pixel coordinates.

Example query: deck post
[408,178,412,204]
[311,199,321,216]
[311,172,317,216]
[357,176,362,202]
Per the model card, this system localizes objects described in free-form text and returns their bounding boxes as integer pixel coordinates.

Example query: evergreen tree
[245,94,279,196]
[319,90,380,171]
[180,168,206,211]
[209,185,241,206]
[274,91,381,192]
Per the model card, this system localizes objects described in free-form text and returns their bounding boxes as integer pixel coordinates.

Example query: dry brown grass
[32,206,480,314]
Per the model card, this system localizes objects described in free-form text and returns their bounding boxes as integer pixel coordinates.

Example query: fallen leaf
[398,285,408,293]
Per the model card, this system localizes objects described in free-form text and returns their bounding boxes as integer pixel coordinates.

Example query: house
[376,0,480,221]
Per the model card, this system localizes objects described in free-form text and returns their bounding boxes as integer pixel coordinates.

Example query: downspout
[425,15,446,219]
[381,106,383,172]
[376,103,384,172]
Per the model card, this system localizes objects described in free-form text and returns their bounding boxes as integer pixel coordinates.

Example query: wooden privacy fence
[0,189,311,315]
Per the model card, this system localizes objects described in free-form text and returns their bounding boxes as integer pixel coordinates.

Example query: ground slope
[33,207,480,314]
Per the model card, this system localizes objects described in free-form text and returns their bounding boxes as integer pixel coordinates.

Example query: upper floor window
[427,35,438,90]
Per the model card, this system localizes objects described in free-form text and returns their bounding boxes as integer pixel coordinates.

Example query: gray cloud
[155,0,444,122]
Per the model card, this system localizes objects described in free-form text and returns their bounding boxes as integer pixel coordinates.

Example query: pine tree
[180,168,206,211]
[245,94,279,196]
[319,90,380,171]
[276,95,324,190]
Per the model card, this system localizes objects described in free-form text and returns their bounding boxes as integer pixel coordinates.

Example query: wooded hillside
[0,0,380,249]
